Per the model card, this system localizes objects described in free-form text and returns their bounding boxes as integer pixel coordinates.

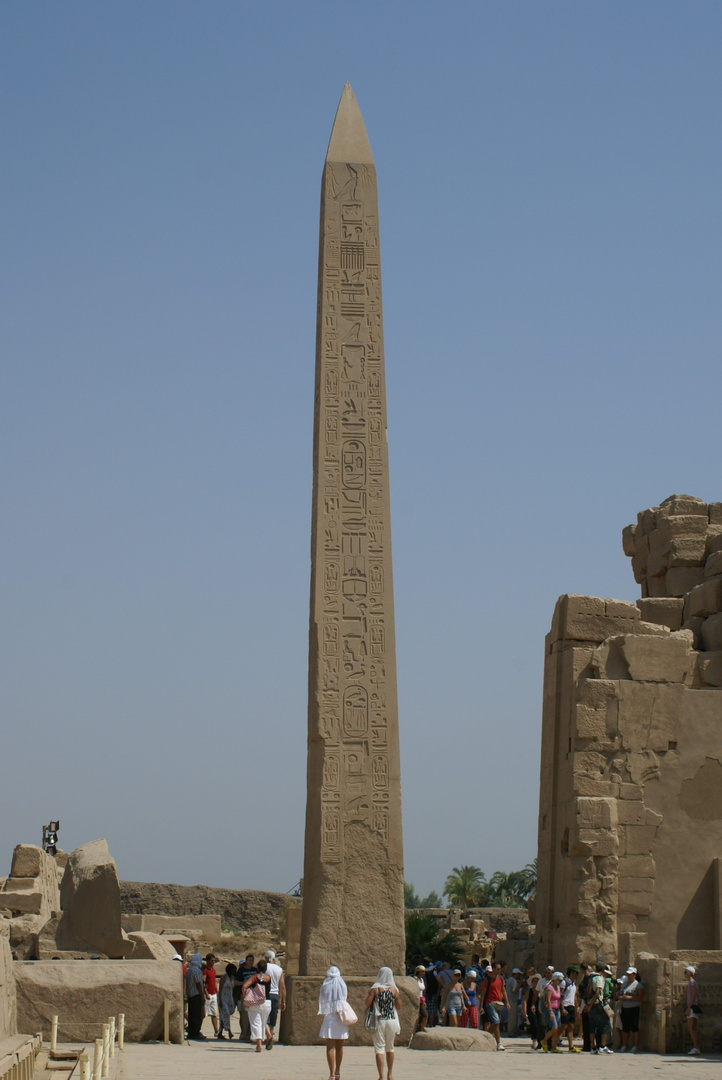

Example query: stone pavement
[116,1040,722,1080]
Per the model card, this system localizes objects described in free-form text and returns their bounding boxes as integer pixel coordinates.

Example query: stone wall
[120,881,289,935]
[536,495,722,968]
[0,922,17,1038]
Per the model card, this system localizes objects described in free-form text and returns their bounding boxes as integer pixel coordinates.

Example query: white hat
[512,967,522,974]
[552,971,564,981]
[265,950,276,961]
[546,964,554,971]
[626,966,637,975]
[685,965,695,974]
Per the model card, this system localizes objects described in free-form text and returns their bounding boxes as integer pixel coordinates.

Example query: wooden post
[163,998,170,1045]
[79,1053,90,1080]
[50,1014,58,1053]
[101,1023,110,1078]
[117,1014,125,1051]
[92,1039,103,1080]
[109,1017,116,1058]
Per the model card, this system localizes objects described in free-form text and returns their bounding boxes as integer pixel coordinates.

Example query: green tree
[404,881,421,908]
[443,865,486,907]
[419,889,444,908]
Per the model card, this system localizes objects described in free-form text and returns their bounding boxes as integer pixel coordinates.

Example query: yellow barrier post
[109,1017,115,1058]
[79,1053,90,1080]
[163,999,170,1045]
[50,1015,58,1053]
[117,1014,125,1051]
[92,1039,103,1080]
[101,1023,110,1078]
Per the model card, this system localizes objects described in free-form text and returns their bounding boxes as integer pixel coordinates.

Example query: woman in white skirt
[242,959,272,1052]
[318,965,349,1080]
[365,967,401,1080]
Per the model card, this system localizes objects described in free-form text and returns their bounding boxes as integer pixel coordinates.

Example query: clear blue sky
[2,2,721,897]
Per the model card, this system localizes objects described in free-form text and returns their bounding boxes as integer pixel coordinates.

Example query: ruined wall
[536,495,722,968]
[0,921,17,1038]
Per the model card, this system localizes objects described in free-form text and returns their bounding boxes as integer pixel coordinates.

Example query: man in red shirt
[480,961,509,1051]
[203,953,220,1037]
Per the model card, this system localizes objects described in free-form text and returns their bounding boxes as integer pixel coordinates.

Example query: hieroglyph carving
[311,153,396,866]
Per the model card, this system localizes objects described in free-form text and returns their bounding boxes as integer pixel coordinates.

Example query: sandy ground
[116,1038,721,1080]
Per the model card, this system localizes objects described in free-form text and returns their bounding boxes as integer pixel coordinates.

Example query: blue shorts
[447,1004,463,1016]
[545,1007,560,1029]
[485,1002,501,1025]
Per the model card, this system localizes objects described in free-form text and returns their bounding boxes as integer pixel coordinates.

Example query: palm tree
[443,865,486,907]
[404,914,466,966]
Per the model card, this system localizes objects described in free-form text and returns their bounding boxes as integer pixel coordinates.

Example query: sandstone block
[616,801,646,825]
[575,705,608,740]
[657,494,708,518]
[575,797,617,829]
[700,612,722,652]
[572,776,619,797]
[646,547,668,578]
[617,681,684,753]
[656,515,710,543]
[620,630,694,683]
[707,526,722,555]
[682,616,705,649]
[410,1029,496,1051]
[622,524,637,557]
[10,846,43,879]
[127,931,178,960]
[697,652,722,687]
[684,576,722,619]
[705,550,722,578]
[0,886,44,915]
[576,832,618,857]
[620,855,655,875]
[666,536,708,567]
[619,783,643,800]
[553,595,640,644]
[618,892,652,916]
[15,959,184,1042]
[623,827,659,855]
[631,535,649,582]
[637,508,657,535]
[709,502,722,525]
[55,839,131,958]
[646,573,668,597]
[666,567,707,596]
[636,597,684,630]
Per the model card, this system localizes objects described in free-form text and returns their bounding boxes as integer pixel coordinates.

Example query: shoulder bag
[243,975,267,1007]
[337,1001,358,1025]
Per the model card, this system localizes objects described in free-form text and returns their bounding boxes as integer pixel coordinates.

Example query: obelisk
[300,84,405,977]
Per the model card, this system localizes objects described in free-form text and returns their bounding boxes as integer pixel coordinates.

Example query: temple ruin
[536,493,722,1050]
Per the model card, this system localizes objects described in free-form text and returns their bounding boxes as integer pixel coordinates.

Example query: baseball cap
[512,967,522,974]
[626,966,636,975]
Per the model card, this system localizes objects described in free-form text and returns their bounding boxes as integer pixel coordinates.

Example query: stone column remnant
[300,84,404,976]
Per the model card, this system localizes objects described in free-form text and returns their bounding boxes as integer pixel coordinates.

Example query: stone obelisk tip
[325,83,374,164]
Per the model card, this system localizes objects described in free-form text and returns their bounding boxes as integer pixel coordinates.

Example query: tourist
[365,966,402,1080]
[241,958,272,1053]
[578,962,593,1051]
[505,967,521,1034]
[540,971,564,1053]
[685,966,701,1056]
[218,962,237,1040]
[185,952,208,1040]
[413,965,427,1033]
[234,952,257,1042]
[479,960,509,1051]
[586,963,613,1054]
[524,972,543,1049]
[461,969,479,1029]
[618,965,643,1052]
[318,965,349,1080]
[264,950,285,1049]
[561,966,580,1052]
[203,953,220,1037]
[437,960,455,1023]
[423,961,439,1028]
[440,968,468,1027]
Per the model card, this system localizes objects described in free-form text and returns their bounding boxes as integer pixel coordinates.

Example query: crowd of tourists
[409,955,702,1055]
[180,947,703,1062]
[180,949,286,1050]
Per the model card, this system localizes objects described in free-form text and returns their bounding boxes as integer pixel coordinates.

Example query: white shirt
[266,962,284,995]
[562,980,577,1008]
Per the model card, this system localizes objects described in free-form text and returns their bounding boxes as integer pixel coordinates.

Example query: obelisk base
[279,976,419,1045]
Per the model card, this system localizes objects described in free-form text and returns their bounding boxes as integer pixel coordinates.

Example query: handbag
[364,1005,377,1030]
[337,1002,358,1025]
[243,976,267,1007]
